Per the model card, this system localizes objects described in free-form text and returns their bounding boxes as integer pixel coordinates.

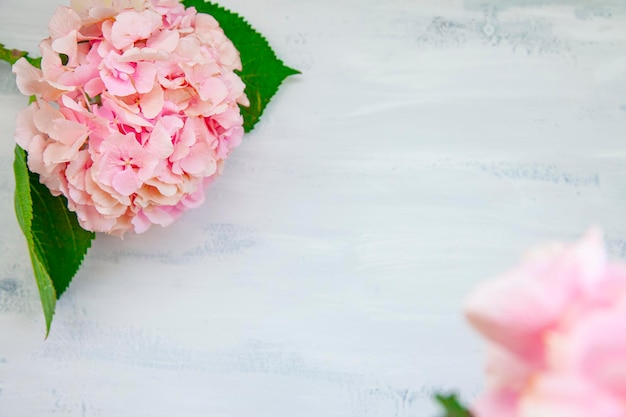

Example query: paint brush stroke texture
[0,0,625,416]
[463,0,626,16]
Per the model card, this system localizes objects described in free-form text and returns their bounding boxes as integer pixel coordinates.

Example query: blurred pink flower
[13,0,247,236]
[465,229,626,417]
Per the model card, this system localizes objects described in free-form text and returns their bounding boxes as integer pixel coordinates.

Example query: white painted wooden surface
[1,0,625,415]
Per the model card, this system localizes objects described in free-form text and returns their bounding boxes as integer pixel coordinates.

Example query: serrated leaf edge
[14,145,57,337]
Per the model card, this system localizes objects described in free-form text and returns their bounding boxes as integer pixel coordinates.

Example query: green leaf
[434,393,473,417]
[0,43,41,67]
[183,0,299,132]
[13,146,95,336]
[7,1,295,335]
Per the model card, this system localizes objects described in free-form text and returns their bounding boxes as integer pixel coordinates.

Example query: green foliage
[183,0,299,132]
[13,146,95,336]
[435,393,473,417]
[5,2,296,335]
[0,43,41,67]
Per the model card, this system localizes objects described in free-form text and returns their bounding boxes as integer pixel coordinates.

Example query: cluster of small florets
[14,0,248,235]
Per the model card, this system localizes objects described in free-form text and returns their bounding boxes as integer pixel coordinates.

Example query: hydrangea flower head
[465,229,626,417]
[13,0,248,236]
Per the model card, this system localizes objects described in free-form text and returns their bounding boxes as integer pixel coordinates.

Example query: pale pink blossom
[465,229,626,417]
[13,0,247,235]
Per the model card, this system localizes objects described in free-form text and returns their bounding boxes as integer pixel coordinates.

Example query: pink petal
[483,343,535,390]
[50,119,89,146]
[101,69,136,96]
[145,121,175,159]
[133,61,157,94]
[139,83,164,119]
[170,117,199,161]
[67,61,100,88]
[143,178,178,197]
[48,6,81,39]
[51,31,78,67]
[24,134,46,172]
[142,205,179,227]
[75,204,118,234]
[131,210,152,234]
[32,102,89,146]
[472,389,518,417]
[84,77,105,98]
[518,374,623,417]
[101,94,152,128]
[158,115,185,136]
[112,166,142,196]
[110,10,162,50]
[196,72,228,103]
[178,185,206,209]
[43,141,80,165]
[464,268,566,362]
[146,29,180,52]
[212,105,244,130]
[14,104,39,150]
[180,144,216,176]
[565,308,626,397]
[13,58,63,99]
[40,40,67,84]
[85,169,128,206]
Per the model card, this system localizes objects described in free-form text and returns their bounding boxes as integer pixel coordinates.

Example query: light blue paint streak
[464,0,625,19]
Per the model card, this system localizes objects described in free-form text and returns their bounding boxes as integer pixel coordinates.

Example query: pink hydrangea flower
[13,0,248,236]
[465,229,626,417]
